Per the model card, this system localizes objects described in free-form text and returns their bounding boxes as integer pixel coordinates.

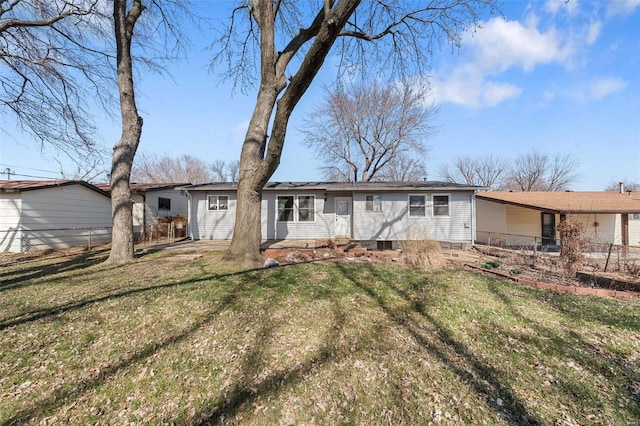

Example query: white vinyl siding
[353,192,474,243]
[263,191,332,240]
[191,192,236,240]
[0,193,23,252]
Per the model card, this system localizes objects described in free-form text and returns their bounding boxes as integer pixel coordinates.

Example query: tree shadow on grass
[1,289,242,426]
[0,249,111,293]
[334,262,542,425]
[484,278,640,420]
[191,295,348,425]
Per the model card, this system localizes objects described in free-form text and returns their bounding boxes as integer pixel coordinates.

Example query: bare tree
[373,153,429,182]
[604,181,640,192]
[211,0,497,264]
[108,0,191,263]
[0,0,113,164]
[503,151,579,191]
[301,80,436,182]
[439,154,507,188]
[132,153,237,184]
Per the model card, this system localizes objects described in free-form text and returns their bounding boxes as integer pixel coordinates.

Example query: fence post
[88,228,92,251]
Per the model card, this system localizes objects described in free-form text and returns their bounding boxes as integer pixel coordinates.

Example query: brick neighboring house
[476,191,640,248]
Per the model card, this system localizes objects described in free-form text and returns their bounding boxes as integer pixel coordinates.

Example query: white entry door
[335,197,352,237]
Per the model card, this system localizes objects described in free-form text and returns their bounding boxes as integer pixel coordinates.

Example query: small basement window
[158,197,171,210]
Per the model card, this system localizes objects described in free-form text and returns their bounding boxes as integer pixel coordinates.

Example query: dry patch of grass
[1,250,639,425]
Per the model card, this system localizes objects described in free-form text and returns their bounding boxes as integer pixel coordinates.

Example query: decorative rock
[359,256,371,262]
[285,253,298,263]
[263,258,279,268]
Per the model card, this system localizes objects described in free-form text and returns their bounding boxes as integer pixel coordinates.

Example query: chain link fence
[0,227,112,253]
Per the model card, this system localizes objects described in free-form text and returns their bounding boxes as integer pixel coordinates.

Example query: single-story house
[182,181,482,249]
[0,180,112,252]
[96,182,190,237]
[476,191,640,249]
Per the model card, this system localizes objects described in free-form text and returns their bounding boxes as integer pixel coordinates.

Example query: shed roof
[0,180,109,197]
[185,181,482,192]
[477,191,640,214]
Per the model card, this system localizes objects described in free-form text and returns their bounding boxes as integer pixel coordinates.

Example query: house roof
[185,181,483,192]
[95,182,190,193]
[477,191,640,214]
[0,180,110,197]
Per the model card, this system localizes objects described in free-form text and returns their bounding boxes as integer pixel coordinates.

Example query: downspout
[471,191,477,246]
[184,189,193,240]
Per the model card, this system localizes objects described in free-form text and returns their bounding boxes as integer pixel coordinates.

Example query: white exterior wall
[190,191,236,240]
[145,189,188,223]
[262,191,333,240]
[352,192,474,242]
[570,213,619,245]
[476,199,506,244]
[629,215,640,247]
[0,193,23,252]
[18,185,112,251]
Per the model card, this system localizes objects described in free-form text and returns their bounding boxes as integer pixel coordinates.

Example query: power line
[1,170,61,180]
[0,163,59,175]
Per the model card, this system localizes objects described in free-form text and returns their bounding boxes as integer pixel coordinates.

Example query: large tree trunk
[225,0,360,267]
[106,0,144,264]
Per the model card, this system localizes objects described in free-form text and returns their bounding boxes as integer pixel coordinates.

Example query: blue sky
[1,0,639,190]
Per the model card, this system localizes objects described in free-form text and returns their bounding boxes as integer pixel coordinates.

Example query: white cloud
[464,17,573,73]
[542,89,556,102]
[434,16,571,108]
[586,77,628,100]
[544,0,579,16]
[585,21,601,45]
[606,0,640,17]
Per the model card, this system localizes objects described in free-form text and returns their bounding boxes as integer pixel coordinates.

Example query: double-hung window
[277,195,315,222]
[208,195,229,211]
[297,195,315,222]
[365,195,382,212]
[433,195,450,217]
[409,195,426,217]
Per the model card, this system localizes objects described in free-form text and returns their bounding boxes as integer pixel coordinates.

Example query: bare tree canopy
[0,0,113,162]
[604,180,640,192]
[504,151,580,191]
[211,0,498,264]
[439,151,579,191]
[131,153,239,184]
[301,80,436,182]
[439,154,506,188]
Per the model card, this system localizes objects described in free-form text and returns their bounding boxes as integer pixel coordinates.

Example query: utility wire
[0,163,60,175]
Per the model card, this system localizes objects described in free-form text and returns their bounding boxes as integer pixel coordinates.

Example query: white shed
[0,180,112,252]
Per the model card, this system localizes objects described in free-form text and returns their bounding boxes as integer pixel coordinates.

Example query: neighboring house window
[433,195,450,217]
[409,195,426,217]
[208,195,229,211]
[158,197,171,210]
[365,195,382,212]
[277,196,294,222]
[631,213,640,220]
[297,195,315,222]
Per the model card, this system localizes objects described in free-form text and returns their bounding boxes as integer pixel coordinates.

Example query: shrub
[557,215,587,276]
[400,227,446,270]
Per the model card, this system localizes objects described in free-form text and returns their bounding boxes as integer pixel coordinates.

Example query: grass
[1,249,639,425]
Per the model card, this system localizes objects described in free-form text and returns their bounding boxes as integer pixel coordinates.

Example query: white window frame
[433,194,450,217]
[277,195,295,222]
[365,194,382,212]
[408,194,426,217]
[276,194,316,223]
[207,195,229,211]
[297,195,316,222]
[631,213,640,220]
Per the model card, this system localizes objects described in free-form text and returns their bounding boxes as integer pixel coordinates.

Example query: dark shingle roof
[0,180,109,197]
[185,181,482,192]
